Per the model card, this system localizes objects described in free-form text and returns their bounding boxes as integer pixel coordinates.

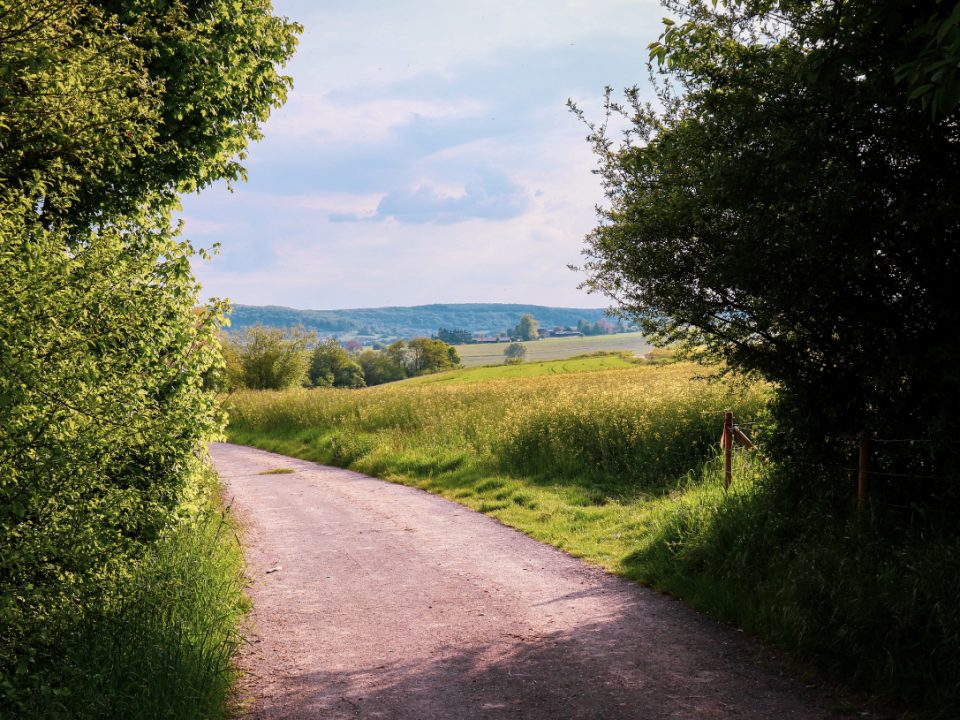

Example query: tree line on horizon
[227,303,623,341]
[435,313,628,344]
[219,325,462,390]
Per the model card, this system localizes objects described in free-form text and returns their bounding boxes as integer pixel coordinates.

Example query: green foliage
[640,460,960,717]
[511,313,539,341]
[309,339,365,388]
[407,337,460,375]
[224,324,312,390]
[0,0,298,711]
[17,464,249,720]
[0,193,228,709]
[0,0,299,220]
[892,1,960,117]
[577,319,617,336]
[503,342,527,363]
[436,327,473,344]
[357,349,408,386]
[578,0,960,506]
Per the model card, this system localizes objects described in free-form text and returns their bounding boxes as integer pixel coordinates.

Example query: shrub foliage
[0,0,298,710]
[578,0,960,507]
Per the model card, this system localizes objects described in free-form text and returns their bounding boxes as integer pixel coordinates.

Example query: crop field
[454,332,652,368]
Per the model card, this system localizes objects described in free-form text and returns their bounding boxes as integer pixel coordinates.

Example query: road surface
[211,442,852,720]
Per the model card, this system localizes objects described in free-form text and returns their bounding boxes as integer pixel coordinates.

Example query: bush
[0,204,226,709]
[0,0,298,710]
[503,342,526,363]
[222,324,313,390]
[16,464,249,720]
[309,339,365,388]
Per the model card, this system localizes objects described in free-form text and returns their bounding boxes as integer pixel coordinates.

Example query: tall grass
[228,362,766,489]
[16,463,248,720]
[642,464,960,717]
[227,361,960,717]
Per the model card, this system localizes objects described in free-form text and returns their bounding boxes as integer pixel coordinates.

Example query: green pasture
[454,332,652,368]
[402,352,640,384]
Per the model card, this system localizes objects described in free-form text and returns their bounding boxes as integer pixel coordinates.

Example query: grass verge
[14,461,249,720]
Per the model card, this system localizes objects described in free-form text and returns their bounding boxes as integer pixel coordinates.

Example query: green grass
[402,352,641,384]
[258,467,296,474]
[454,331,652,368]
[15,463,249,720]
[226,363,960,717]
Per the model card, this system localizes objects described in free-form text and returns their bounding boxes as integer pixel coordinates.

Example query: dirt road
[212,442,845,720]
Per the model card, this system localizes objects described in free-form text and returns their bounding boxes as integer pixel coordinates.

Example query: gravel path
[212,442,847,720]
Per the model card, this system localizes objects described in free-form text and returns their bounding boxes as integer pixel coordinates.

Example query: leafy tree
[436,327,473,344]
[226,325,312,390]
[0,0,299,706]
[1,1,298,226]
[309,339,365,388]
[578,0,960,503]
[504,342,527,364]
[385,340,410,370]
[577,319,609,336]
[357,349,407,386]
[407,337,460,375]
[894,2,960,118]
[512,314,539,341]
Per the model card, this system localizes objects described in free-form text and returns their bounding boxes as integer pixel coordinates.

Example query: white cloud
[267,94,489,147]
[186,0,663,310]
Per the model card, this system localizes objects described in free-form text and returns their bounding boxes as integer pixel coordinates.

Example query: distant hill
[227,303,617,341]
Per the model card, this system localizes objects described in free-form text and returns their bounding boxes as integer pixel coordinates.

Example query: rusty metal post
[858,431,869,512]
[723,411,733,490]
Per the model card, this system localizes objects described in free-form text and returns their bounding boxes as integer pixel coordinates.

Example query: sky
[180,0,665,311]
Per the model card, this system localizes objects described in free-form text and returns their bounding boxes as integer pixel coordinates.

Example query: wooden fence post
[723,411,733,490]
[858,431,869,512]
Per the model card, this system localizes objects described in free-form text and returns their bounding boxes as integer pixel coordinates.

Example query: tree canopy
[224,325,312,390]
[512,314,539,341]
[0,0,299,708]
[436,327,473,344]
[408,337,461,375]
[579,0,960,503]
[309,339,366,388]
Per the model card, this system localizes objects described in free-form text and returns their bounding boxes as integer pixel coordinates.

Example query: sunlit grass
[226,362,767,573]
[401,352,640,384]
[453,331,652,367]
